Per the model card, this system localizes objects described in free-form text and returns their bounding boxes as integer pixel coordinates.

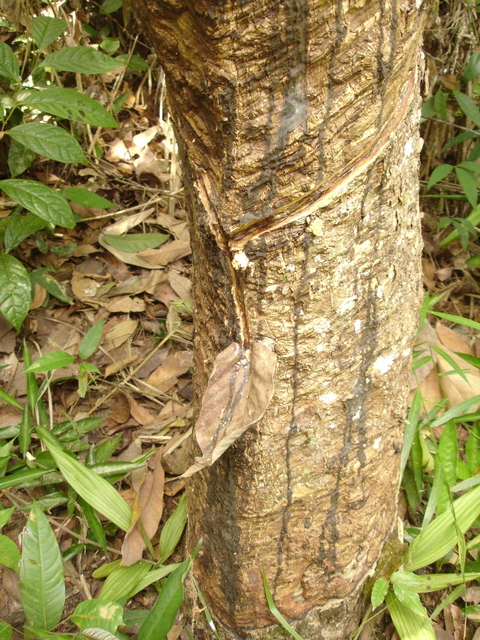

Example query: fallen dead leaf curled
[183,341,277,478]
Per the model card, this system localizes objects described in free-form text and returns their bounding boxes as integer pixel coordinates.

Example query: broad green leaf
[392,582,427,619]
[30,268,74,305]
[20,502,65,630]
[115,54,149,72]
[386,589,435,640]
[0,535,20,570]
[31,16,67,50]
[0,253,31,331]
[100,39,120,55]
[71,599,123,633]
[138,559,191,640]
[391,571,425,590]
[41,47,121,74]
[4,212,47,253]
[37,426,132,531]
[442,130,478,153]
[101,0,123,13]
[0,180,75,228]
[158,493,187,563]
[455,167,478,208]
[100,561,151,602]
[454,91,480,128]
[433,89,447,120]
[64,187,114,209]
[410,572,480,592]
[0,388,22,409]
[371,577,389,609]
[457,161,480,175]
[464,52,480,81]
[436,420,458,514]
[82,629,121,640]
[0,439,14,477]
[79,319,105,360]
[0,619,12,640]
[405,483,480,571]
[427,164,453,190]
[78,497,106,551]
[451,476,480,492]
[0,42,19,83]
[0,468,53,490]
[25,351,74,373]
[8,138,36,177]
[94,434,121,464]
[0,507,15,529]
[422,459,442,529]
[20,88,118,128]
[103,232,169,253]
[53,416,104,442]
[7,123,87,165]
[92,560,121,579]
[466,422,480,474]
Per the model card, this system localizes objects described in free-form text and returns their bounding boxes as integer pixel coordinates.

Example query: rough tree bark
[135,1,427,638]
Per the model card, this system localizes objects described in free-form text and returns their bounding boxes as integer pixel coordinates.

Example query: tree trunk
[134,1,427,637]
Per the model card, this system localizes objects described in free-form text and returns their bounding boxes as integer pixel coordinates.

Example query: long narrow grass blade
[262,567,306,640]
[400,390,421,482]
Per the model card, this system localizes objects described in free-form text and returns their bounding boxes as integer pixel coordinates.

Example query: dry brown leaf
[104,320,138,352]
[145,351,193,394]
[110,393,130,423]
[422,258,437,289]
[106,137,131,162]
[126,394,156,426]
[410,320,438,389]
[437,346,480,408]
[183,341,277,478]
[138,240,191,266]
[72,245,98,257]
[105,296,146,313]
[121,449,165,566]
[71,272,102,301]
[436,322,472,355]
[29,283,47,310]
[132,125,160,150]
[419,368,443,417]
[104,209,154,235]
[104,356,139,379]
[168,271,191,299]
[162,428,192,475]
[465,586,480,604]
[156,213,190,243]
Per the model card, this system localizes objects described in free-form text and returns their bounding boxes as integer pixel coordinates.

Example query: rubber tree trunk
[134,1,427,637]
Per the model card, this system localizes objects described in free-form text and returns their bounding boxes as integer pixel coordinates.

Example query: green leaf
[114,54,149,72]
[0,388,22,410]
[158,493,187,563]
[138,559,191,640]
[436,420,458,514]
[128,564,180,599]
[19,402,32,457]
[0,42,19,83]
[455,167,478,208]
[100,561,152,602]
[442,130,478,153]
[386,589,435,640]
[7,123,87,165]
[0,535,20,570]
[261,566,306,640]
[82,629,121,640]
[439,205,480,248]
[64,187,114,209]
[4,212,47,253]
[0,468,53,490]
[79,319,105,360]
[31,16,67,50]
[0,180,75,228]
[36,426,132,531]
[71,599,123,633]
[430,311,480,332]
[457,161,480,175]
[400,389,421,481]
[466,422,480,474]
[30,268,74,305]
[0,619,12,640]
[100,39,120,55]
[427,164,453,190]
[19,502,65,630]
[23,341,39,410]
[103,233,169,253]
[392,582,427,618]
[101,0,123,13]
[371,577,389,609]
[78,497,106,551]
[41,47,121,74]
[464,52,480,81]
[8,138,36,177]
[25,351,74,373]
[454,91,480,128]
[405,483,480,571]
[0,507,15,529]
[19,88,118,128]
[433,89,447,120]
[0,253,31,331]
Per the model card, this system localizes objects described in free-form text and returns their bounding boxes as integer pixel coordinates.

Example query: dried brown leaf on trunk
[183,341,277,478]
[121,449,165,566]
